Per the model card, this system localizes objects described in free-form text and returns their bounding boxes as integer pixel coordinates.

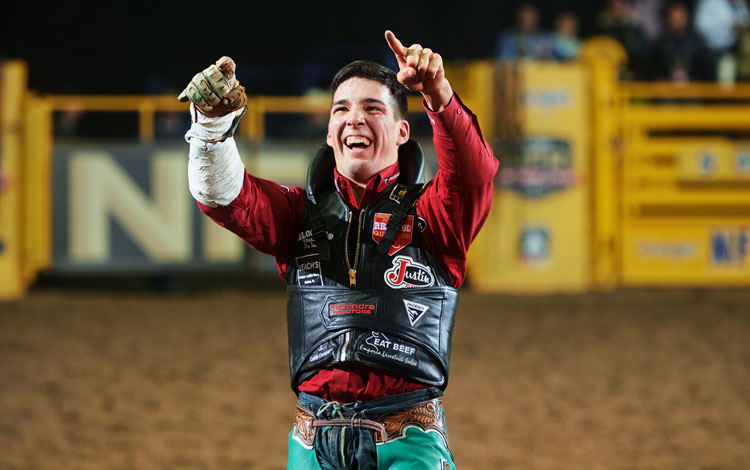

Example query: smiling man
[328,75,409,200]
[181,31,498,470]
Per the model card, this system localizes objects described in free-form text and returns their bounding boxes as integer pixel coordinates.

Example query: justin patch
[372,213,414,255]
[384,256,435,289]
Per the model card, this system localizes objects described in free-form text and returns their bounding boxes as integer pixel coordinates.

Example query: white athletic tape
[185,108,245,207]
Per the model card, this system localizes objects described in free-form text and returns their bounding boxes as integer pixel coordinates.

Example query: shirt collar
[333,161,401,211]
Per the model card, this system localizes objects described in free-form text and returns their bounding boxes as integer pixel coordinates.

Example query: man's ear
[397,119,410,146]
[326,132,333,147]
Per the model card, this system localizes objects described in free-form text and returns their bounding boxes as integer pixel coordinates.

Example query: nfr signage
[711,227,750,266]
[53,144,245,272]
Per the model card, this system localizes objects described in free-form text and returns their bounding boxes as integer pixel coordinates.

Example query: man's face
[519,6,539,33]
[667,5,688,33]
[327,77,409,185]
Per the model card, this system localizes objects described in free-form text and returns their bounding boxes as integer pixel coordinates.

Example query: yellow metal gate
[618,84,750,286]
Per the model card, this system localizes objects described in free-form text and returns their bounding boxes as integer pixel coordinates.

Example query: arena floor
[1,286,748,469]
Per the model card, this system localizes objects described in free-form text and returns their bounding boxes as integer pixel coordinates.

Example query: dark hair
[331,60,408,119]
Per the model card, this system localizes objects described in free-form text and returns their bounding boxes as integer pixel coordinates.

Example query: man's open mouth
[344,136,372,150]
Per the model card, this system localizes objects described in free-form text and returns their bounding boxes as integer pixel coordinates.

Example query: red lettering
[387,258,409,285]
[329,303,375,315]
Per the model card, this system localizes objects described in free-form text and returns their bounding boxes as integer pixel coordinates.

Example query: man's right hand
[178,56,247,118]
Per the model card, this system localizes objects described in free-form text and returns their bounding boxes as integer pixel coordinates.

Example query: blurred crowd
[496,0,750,82]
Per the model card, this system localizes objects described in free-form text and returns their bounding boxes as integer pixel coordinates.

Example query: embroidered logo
[360,331,418,367]
[329,303,376,316]
[309,343,335,362]
[403,299,429,326]
[384,256,435,289]
[297,229,317,249]
[365,331,390,351]
[372,213,414,255]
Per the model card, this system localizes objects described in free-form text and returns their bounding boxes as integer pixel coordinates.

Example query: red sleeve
[416,92,499,288]
[197,172,307,278]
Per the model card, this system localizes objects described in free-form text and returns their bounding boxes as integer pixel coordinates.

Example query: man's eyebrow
[361,98,387,105]
[331,98,388,107]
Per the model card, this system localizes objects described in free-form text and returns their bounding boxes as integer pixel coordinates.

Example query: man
[595,0,650,80]
[650,1,714,81]
[496,3,553,60]
[180,31,498,470]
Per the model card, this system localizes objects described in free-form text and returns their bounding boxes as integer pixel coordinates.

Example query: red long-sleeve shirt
[199,93,498,402]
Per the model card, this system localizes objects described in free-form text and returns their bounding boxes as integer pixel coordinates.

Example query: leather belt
[313,417,387,442]
[292,397,447,447]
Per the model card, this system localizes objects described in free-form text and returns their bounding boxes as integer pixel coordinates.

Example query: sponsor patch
[384,256,435,289]
[297,229,318,250]
[296,253,322,286]
[403,299,429,326]
[329,302,376,316]
[372,213,414,255]
[384,172,401,185]
[308,343,335,363]
[359,331,418,367]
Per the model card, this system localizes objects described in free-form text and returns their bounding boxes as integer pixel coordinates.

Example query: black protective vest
[285,140,459,393]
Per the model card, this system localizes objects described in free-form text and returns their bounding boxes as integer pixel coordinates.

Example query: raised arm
[180,57,306,268]
[385,31,499,287]
[384,30,453,112]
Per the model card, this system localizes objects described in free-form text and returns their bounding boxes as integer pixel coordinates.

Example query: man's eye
[367,106,382,112]
[333,107,347,113]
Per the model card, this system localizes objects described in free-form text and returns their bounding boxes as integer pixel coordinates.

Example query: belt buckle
[376,398,447,445]
[292,405,316,447]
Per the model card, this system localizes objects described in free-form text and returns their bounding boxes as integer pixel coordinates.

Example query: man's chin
[342,147,374,161]
[337,161,379,185]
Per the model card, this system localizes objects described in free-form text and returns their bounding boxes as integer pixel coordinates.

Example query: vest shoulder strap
[376,183,424,256]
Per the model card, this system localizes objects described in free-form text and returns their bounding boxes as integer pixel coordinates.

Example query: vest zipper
[340,331,351,362]
[344,209,365,287]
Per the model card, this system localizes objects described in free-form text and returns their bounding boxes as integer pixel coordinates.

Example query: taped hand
[178,56,247,117]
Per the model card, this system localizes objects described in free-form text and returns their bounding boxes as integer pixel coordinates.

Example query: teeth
[345,136,371,146]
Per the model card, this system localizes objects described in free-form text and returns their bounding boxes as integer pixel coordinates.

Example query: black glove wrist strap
[204,106,248,144]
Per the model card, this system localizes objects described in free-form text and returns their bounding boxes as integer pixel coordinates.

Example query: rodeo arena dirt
[1,285,748,470]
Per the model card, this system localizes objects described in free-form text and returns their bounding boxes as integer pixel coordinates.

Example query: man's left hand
[385,30,453,113]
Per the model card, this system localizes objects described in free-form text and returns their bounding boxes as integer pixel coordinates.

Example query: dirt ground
[0,285,748,470]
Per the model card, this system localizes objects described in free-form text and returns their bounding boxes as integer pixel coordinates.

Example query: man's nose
[346,110,365,126]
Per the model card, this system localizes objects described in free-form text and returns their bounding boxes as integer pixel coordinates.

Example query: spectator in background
[632,0,666,43]
[552,11,582,61]
[651,1,714,81]
[596,0,649,79]
[694,0,750,82]
[496,3,553,60]
[736,23,750,80]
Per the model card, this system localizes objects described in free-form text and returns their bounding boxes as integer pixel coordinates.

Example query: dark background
[1,0,696,95]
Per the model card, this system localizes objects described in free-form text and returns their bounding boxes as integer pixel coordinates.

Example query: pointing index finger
[385,30,407,59]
